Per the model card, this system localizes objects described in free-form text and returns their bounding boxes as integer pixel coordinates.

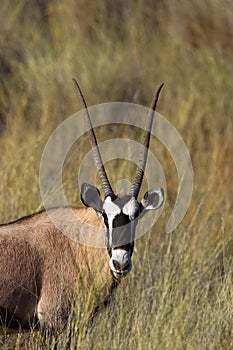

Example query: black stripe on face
[102,213,109,228]
[113,213,130,228]
[111,213,133,248]
[103,195,139,252]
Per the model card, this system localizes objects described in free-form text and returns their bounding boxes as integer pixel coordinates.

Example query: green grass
[0,0,232,349]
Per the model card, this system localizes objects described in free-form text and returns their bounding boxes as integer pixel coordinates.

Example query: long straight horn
[129,83,164,199]
[73,78,115,198]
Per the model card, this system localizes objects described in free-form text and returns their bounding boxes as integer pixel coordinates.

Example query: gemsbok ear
[140,188,164,213]
[81,183,103,213]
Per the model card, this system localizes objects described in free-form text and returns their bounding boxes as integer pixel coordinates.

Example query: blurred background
[0,0,232,348]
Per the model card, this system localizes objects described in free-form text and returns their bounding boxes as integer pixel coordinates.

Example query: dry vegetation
[0,0,232,349]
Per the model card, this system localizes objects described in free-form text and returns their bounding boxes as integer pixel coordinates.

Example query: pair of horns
[73,78,163,199]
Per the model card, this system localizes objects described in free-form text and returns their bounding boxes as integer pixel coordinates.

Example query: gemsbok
[0,79,164,334]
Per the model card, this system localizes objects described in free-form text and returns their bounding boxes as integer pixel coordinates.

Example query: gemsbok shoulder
[0,79,164,333]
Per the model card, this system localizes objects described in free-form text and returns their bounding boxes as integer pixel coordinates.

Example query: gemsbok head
[0,79,164,334]
[73,79,164,280]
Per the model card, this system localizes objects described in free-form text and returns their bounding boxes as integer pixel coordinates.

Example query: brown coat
[0,207,112,329]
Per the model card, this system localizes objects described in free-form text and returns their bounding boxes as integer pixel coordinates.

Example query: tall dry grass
[0,0,232,349]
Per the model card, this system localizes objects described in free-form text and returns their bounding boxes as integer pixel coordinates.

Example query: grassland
[0,0,232,349]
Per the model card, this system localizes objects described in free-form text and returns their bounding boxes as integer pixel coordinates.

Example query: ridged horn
[73,78,115,198]
[129,83,164,198]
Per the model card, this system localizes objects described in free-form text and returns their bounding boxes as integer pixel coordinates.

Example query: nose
[112,259,121,270]
[112,258,129,271]
[110,249,131,271]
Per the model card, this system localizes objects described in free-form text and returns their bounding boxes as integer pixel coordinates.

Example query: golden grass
[0,0,232,349]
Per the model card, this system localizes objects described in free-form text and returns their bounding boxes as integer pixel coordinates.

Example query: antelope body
[0,80,164,332]
[0,207,110,330]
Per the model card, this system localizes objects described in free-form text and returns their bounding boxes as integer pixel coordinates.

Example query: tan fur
[0,207,113,330]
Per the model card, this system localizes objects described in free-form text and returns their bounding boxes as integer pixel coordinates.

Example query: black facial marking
[103,195,139,254]
[111,213,134,248]
[102,212,109,228]
[112,213,130,228]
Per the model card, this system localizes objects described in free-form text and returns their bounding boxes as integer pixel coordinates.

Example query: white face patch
[103,196,121,216]
[122,197,139,219]
[103,196,121,246]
